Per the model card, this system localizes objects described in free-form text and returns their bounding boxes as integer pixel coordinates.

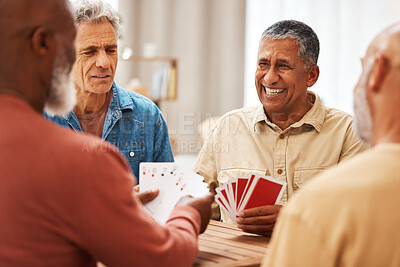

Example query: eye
[107,48,117,54]
[278,64,291,70]
[258,62,270,68]
[82,50,95,56]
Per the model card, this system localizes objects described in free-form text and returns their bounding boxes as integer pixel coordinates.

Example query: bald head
[367,23,400,65]
[0,0,76,113]
[353,22,400,146]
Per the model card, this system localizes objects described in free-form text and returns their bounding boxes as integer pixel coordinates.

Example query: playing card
[215,183,236,221]
[139,162,209,225]
[239,175,286,211]
[236,177,249,211]
[214,174,287,224]
[237,175,256,211]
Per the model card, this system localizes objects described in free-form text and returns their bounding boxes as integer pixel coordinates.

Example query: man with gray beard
[262,22,400,267]
[0,0,213,266]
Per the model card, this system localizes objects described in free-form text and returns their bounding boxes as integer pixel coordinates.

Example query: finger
[237,223,274,236]
[201,193,215,204]
[132,185,140,193]
[238,205,282,218]
[236,214,277,226]
[137,189,159,204]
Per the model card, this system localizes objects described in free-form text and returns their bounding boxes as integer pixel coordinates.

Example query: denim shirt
[44,82,174,181]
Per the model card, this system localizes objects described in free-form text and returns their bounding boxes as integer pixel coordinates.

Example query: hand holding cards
[139,162,209,225]
[215,174,286,222]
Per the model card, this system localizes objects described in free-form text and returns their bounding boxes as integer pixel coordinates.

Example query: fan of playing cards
[139,162,209,225]
[215,175,287,222]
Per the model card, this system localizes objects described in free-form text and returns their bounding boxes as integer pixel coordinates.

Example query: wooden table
[194,220,270,266]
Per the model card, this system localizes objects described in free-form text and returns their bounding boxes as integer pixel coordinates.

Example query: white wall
[116,0,246,154]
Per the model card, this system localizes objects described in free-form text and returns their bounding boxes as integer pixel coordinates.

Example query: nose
[264,67,279,85]
[95,50,110,69]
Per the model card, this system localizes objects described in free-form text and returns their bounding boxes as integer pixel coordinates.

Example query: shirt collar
[252,91,326,133]
[109,81,134,112]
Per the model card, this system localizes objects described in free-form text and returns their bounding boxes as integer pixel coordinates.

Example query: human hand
[236,205,282,236]
[175,193,214,234]
[132,185,160,205]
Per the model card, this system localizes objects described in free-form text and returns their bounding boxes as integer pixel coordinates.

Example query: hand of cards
[215,174,286,222]
[139,162,209,225]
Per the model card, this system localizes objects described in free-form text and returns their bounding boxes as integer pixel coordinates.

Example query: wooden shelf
[121,56,178,103]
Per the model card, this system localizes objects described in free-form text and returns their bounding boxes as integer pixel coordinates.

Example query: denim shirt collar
[65,81,133,138]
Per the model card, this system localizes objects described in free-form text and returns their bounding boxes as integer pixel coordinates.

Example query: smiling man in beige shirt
[194,20,367,236]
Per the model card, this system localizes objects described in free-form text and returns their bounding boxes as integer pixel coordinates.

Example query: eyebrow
[277,59,290,64]
[258,58,291,64]
[80,44,118,52]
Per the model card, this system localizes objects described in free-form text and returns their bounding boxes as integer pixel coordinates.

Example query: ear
[31,26,54,56]
[368,55,388,93]
[306,65,320,87]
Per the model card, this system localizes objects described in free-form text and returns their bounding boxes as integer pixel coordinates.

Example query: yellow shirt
[263,144,400,267]
[194,92,368,222]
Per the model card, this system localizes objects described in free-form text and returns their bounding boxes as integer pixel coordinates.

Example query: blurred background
[71,0,400,161]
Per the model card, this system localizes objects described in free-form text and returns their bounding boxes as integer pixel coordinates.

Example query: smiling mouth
[263,86,285,95]
[92,75,110,78]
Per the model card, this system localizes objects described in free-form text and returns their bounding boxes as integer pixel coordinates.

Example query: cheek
[255,71,263,84]
[72,59,86,84]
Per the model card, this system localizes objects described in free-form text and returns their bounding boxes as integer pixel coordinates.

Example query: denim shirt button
[129,151,135,157]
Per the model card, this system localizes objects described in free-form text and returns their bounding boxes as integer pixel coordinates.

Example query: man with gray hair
[194,20,367,236]
[0,0,213,266]
[262,22,400,267]
[46,0,174,180]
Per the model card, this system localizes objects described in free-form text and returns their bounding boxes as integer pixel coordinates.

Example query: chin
[89,85,112,94]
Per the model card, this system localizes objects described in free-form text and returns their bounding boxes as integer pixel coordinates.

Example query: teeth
[264,87,285,95]
[94,75,107,78]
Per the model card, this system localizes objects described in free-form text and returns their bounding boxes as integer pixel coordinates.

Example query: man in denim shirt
[45,0,174,179]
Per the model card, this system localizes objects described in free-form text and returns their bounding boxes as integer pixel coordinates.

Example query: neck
[371,119,400,147]
[265,100,313,130]
[74,88,109,114]
[0,81,45,113]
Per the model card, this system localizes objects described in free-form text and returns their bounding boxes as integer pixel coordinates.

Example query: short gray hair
[261,20,319,67]
[73,0,120,38]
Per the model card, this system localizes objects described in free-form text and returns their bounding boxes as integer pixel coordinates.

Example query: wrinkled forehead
[75,20,117,48]
[257,38,301,60]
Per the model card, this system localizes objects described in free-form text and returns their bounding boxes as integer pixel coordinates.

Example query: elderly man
[194,20,367,236]
[262,22,400,267]
[0,0,213,266]
[45,0,173,179]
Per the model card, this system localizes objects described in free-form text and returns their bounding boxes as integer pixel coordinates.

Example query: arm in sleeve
[339,122,369,163]
[153,110,174,162]
[193,130,220,220]
[77,147,200,267]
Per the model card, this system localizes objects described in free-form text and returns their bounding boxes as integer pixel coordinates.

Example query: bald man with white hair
[262,22,400,267]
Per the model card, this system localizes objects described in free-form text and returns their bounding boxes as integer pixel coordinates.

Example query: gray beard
[44,52,76,117]
[353,58,374,145]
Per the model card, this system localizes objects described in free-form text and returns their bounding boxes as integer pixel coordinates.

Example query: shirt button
[277,169,283,175]
[129,151,135,157]
[279,134,285,139]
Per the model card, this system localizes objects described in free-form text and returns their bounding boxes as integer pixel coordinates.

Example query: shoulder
[212,105,260,130]
[324,105,354,125]
[43,111,69,126]
[44,117,128,168]
[115,83,159,114]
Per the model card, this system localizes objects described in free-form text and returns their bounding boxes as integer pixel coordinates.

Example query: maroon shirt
[0,95,200,267]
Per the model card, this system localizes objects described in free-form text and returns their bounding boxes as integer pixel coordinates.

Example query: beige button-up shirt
[194,92,368,222]
[262,144,400,267]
